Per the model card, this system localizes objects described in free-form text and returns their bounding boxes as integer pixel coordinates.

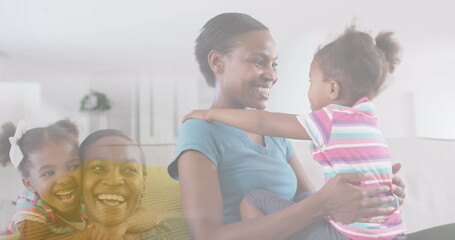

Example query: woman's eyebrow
[123,158,140,163]
[85,158,139,163]
[84,157,107,162]
[250,52,278,61]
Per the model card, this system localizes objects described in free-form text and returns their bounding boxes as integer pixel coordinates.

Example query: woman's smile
[97,193,126,205]
[82,136,145,226]
[254,84,273,99]
[213,30,278,110]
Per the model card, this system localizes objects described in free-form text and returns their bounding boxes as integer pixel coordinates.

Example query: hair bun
[0,122,16,167]
[375,31,401,73]
[53,119,79,140]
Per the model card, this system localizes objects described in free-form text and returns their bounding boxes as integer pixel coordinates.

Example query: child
[0,119,87,239]
[183,26,406,240]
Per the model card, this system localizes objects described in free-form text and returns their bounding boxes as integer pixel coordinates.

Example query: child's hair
[79,129,147,177]
[314,25,401,102]
[0,119,79,177]
[195,12,269,87]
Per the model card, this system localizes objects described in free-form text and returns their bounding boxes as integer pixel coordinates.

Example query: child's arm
[122,206,161,233]
[88,223,126,240]
[89,206,161,240]
[183,109,311,140]
[16,220,92,240]
[88,224,144,240]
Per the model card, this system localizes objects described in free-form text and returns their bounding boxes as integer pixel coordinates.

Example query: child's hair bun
[0,122,16,167]
[375,32,401,73]
[54,119,79,140]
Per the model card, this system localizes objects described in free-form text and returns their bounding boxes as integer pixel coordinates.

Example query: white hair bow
[9,120,26,168]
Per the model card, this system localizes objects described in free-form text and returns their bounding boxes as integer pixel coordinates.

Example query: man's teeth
[97,194,125,202]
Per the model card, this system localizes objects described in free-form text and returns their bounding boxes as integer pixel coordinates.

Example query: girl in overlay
[1,120,87,239]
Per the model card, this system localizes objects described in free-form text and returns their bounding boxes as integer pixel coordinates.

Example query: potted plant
[80,90,111,112]
[80,90,111,129]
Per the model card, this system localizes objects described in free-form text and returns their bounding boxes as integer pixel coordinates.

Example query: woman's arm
[313,172,397,224]
[178,150,321,240]
[123,206,160,232]
[177,150,395,240]
[392,163,406,205]
[290,154,405,222]
[183,109,310,140]
[87,197,161,240]
[93,206,159,233]
[289,153,399,223]
[290,155,406,203]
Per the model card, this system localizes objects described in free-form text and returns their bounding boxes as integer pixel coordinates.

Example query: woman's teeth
[257,87,270,97]
[97,194,125,206]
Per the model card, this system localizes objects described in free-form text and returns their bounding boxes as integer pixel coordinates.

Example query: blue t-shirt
[168,119,297,223]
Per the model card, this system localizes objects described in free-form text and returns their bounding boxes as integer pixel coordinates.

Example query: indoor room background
[0,0,454,234]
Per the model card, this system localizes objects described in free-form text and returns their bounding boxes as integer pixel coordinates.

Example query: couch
[1,138,454,238]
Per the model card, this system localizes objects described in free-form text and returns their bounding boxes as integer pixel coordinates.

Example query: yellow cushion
[141,166,190,239]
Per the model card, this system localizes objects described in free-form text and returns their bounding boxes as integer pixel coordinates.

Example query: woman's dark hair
[314,25,401,102]
[0,119,79,176]
[195,12,269,87]
[79,129,147,177]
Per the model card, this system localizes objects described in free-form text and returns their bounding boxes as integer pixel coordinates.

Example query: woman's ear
[328,80,341,100]
[208,50,224,75]
[22,177,36,193]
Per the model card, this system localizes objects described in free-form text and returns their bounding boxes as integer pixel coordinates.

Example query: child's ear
[22,177,36,193]
[328,80,341,100]
[208,50,225,75]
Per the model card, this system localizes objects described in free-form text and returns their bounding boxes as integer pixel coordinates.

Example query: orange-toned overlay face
[25,141,82,220]
[81,136,145,226]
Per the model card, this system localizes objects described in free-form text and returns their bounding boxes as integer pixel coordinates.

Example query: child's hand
[182,110,212,123]
[122,233,143,240]
[87,222,127,240]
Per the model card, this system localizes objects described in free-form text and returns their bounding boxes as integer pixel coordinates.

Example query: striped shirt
[297,97,406,240]
[6,188,87,235]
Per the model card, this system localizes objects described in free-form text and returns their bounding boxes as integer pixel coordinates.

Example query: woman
[167,13,406,240]
[78,129,161,240]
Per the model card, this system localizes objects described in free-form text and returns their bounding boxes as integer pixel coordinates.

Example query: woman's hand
[314,173,396,224]
[182,110,212,123]
[391,163,406,205]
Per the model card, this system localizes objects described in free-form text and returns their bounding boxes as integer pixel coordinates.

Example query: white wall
[0,0,454,140]
[0,1,454,236]
[263,5,455,139]
[2,41,454,141]
[0,64,138,140]
[0,82,41,126]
